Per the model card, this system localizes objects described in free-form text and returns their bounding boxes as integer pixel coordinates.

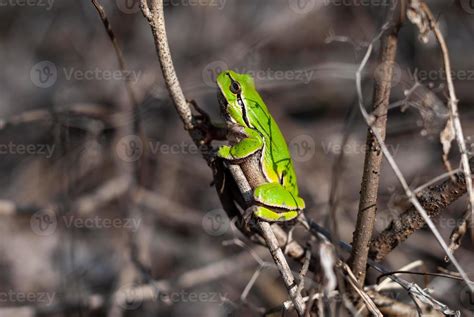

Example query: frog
[216,70,305,222]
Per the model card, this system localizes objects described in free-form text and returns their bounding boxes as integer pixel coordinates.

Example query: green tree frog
[216,70,305,222]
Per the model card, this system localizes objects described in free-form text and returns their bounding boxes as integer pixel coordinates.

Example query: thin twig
[419,3,474,234]
[227,164,306,316]
[341,263,383,317]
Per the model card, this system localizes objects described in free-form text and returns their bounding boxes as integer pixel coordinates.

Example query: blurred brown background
[0,0,473,316]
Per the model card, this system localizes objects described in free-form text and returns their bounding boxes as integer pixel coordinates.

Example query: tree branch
[349,2,402,285]
[369,158,473,261]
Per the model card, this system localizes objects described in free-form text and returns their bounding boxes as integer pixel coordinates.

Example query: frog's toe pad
[253,206,298,222]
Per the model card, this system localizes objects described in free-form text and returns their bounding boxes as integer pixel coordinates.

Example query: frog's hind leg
[252,206,298,222]
[253,183,305,210]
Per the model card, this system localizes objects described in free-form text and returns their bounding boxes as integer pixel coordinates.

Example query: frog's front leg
[251,183,305,222]
[217,128,263,161]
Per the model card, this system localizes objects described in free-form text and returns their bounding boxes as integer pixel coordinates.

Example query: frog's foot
[253,183,305,211]
[242,206,257,226]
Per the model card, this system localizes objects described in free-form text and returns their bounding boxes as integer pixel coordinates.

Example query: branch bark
[369,158,473,261]
[349,4,401,285]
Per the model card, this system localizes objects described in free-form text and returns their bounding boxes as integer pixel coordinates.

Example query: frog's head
[216,70,255,127]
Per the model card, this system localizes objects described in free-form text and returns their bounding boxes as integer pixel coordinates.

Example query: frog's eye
[229,81,241,94]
